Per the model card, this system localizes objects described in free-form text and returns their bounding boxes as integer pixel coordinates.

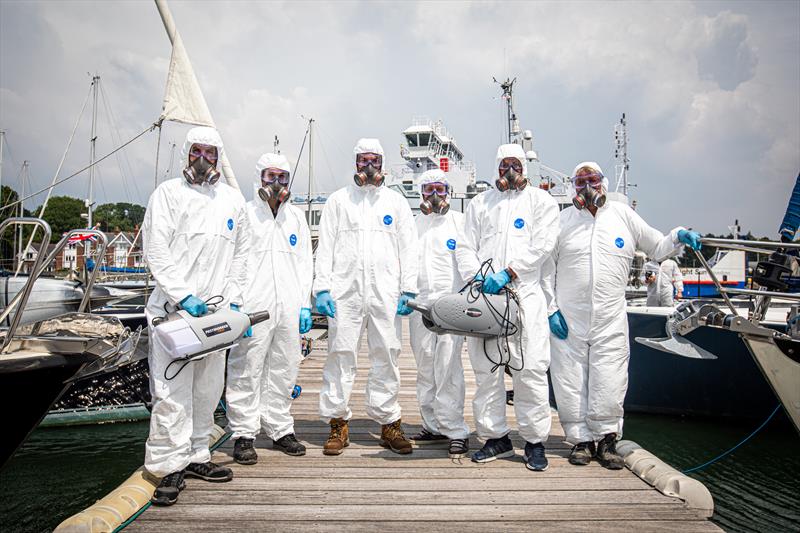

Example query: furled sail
[155,0,239,190]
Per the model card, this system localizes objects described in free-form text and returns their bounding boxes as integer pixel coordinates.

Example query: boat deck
[126,325,721,532]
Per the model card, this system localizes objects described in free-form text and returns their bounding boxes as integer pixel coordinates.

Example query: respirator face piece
[353,152,385,187]
[259,167,291,205]
[419,181,450,215]
[495,158,527,192]
[183,144,221,185]
[571,171,606,210]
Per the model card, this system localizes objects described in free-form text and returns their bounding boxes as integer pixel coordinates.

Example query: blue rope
[682,404,782,474]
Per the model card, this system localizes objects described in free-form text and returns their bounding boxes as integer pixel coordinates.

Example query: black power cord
[459,259,524,374]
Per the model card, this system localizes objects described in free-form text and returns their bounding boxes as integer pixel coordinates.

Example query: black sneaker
[523,441,548,471]
[151,470,185,506]
[505,390,514,406]
[596,433,625,470]
[410,428,448,445]
[568,441,596,466]
[185,461,233,482]
[448,438,469,458]
[471,435,515,463]
[233,437,258,465]
[273,433,306,456]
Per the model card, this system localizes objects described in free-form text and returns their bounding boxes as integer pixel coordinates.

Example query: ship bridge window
[418,133,431,147]
[405,134,419,147]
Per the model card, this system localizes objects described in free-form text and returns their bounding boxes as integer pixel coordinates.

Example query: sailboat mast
[16,161,28,271]
[307,118,314,225]
[0,130,5,195]
[88,75,99,231]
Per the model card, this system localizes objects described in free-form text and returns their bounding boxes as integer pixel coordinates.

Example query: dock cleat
[151,470,186,506]
[471,434,515,463]
[324,418,350,456]
[233,437,258,465]
[596,433,625,470]
[448,438,469,459]
[380,419,413,454]
[185,461,234,482]
[568,441,596,466]
[523,441,549,471]
[273,433,306,456]
[410,428,448,445]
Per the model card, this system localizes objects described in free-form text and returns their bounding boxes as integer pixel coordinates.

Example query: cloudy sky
[1,0,798,236]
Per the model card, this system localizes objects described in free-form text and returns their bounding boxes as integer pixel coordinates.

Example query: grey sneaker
[596,433,625,470]
[448,438,469,458]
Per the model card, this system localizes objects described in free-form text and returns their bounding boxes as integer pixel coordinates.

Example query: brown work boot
[323,417,349,456]
[380,419,413,454]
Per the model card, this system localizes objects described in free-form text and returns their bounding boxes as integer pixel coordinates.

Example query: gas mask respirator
[353,161,385,188]
[258,182,290,205]
[572,184,607,210]
[495,168,527,192]
[183,156,221,186]
[420,193,450,215]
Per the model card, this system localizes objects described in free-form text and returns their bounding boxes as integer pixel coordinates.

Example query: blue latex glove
[482,270,511,294]
[315,291,336,318]
[299,308,312,334]
[86,257,96,271]
[548,311,569,340]
[678,229,702,251]
[180,294,208,317]
[230,303,252,337]
[397,292,416,316]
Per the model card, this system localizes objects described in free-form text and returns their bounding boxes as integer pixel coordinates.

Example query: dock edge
[617,440,714,518]
[53,424,228,533]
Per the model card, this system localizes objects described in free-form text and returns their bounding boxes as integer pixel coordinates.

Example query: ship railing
[0,220,109,353]
[692,238,800,320]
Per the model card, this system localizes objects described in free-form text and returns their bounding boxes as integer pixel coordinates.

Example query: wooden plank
[181,477,652,492]
[127,520,721,533]
[208,466,633,479]
[177,489,677,506]
[133,503,710,522]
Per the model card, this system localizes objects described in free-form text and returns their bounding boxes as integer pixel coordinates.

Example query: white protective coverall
[542,161,686,444]
[409,169,470,440]
[143,126,249,477]
[456,144,560,445]
[645,258,683,306]
[315,138,419,425]
[226,153,313,441]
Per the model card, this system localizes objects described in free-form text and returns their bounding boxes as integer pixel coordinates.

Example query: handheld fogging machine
[152,305,270,363]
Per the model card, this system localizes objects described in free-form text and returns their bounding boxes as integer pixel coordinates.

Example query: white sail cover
[160,32,213,128]
[156,0,238,189]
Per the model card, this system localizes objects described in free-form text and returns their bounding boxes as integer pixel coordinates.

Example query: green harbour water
[1,412,798,532]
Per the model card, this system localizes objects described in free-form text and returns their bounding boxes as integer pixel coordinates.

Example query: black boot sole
[184,470,234,482]
[598,459,625,470]
[273,444,307,456]
[234,455,258,465]
[569,456,593,466]
[151,480,185,506]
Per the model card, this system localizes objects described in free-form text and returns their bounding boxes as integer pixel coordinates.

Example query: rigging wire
[99,81,143,203]
[0,124,156,216]
[288,120,312,191]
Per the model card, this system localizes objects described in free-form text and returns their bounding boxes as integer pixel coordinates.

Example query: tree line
[1,185,146,260]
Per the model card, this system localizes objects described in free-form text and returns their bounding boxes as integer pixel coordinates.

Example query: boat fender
[617,440,714,518]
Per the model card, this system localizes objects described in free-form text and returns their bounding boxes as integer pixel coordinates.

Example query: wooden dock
[125,325,721,532]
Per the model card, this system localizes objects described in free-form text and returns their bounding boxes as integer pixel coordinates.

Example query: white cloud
[0,0,797,235]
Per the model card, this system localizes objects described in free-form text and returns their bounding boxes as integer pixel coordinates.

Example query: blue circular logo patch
[289,234,297,246]
[615,237,625,248]
[383,215,393,226]
[227,218,234,231]
[514,218,525,229]
[446,238,456,250]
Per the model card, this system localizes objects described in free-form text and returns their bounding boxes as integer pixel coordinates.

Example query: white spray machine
[152,307,270,364]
